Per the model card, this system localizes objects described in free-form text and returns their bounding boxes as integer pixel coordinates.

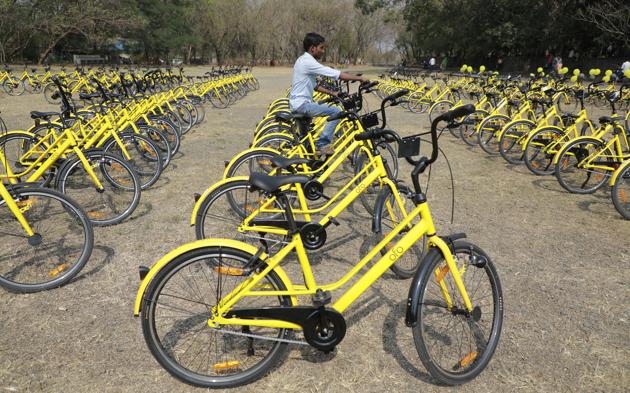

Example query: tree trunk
[185,44,193,64]
[39,32,70,65]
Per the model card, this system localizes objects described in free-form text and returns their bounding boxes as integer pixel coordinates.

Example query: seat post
[275,192,298,234]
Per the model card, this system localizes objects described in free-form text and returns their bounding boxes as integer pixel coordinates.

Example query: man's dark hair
[303,33,325,52]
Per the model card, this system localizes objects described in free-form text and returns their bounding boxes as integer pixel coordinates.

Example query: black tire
[523,127,564,175]
[554,138,612,194]
[459,111,486,146]
[354,141,399,215]
[173,102,194,134]
[194,179,287,247]
[0,187,93,292]
[477,115,509,155]
[252,134,296,153]
[208,89,230,109]
[102,132,163,190]
[3,78,25,96]
[138,125,173,169]
[375,184,426,278]
[412,240,503,385]
[141,246,293,388]
[612,163,630,219]
[254,123,292,141]
[146,117,181,157]
[429,100,454,126]
[43,82,60,104]
[0,132,49,179]
[225,150,281,178]
[498,120,535,164]
[56,151,141,226]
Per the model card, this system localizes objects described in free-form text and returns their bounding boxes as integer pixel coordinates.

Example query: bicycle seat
[598,116,618,124]
[30,111,58,120]
[249,172,309,193]
[79,92,100,100]
[270,156,311,169]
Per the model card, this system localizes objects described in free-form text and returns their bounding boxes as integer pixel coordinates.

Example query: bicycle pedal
[312,289,332,307]
[328,216,340,226]
[193,192,201,202]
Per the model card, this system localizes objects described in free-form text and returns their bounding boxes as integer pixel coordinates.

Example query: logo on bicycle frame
[388,246,404,261]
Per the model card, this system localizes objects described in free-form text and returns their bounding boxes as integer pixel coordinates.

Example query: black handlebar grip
[439,104,476,122]
[354,130,375,141]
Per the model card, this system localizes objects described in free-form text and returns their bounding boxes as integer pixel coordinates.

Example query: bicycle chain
[210,327,307,346]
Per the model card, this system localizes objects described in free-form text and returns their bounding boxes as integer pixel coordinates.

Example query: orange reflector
[212,360,240,372]
[258,159,272,166]
[435,265,450,283]
[459,351,478,368]
[620,190,628,203]
[111,163,125,173]
[244,204,257,213]
[531,161,540,169]
[560,158,570,170]
[48,263,70,278]
[88,211,106,219]
[214,266,244,276]
[17,198,36,209]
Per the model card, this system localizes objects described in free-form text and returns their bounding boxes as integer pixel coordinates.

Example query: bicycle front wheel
[0,187,93,292]
[612,163,630,219]
[412,240,503,385]
[141,246,293,388]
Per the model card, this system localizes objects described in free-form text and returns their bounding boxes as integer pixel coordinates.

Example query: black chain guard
[303,180,324,201]
[300,222,326,250]
[303,308,346,351]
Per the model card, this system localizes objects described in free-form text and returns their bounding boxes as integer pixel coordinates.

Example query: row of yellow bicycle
[375,67,630,220]
[0,67,258,292]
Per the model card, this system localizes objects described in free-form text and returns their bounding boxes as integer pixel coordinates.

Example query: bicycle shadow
[71,244,115,283]
[379,295,439,385]
[128,202,153,222]
[531,177,566,194]
[142,174,172,191]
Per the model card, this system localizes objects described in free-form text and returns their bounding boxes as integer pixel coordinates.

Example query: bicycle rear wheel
[141,246,293,388]
[612,163,630,219]
[0,187,93,292]
[102,132,163,190]
[554,138,612,194]
[194,178,286,251]
[56,151,141,226]
[412,240,503,385]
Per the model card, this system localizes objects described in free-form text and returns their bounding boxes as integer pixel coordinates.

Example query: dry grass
[0,66,628,393]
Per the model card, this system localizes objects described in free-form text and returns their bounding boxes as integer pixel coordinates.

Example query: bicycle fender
[551,136,601,165]
[190,176,249,225]
[520,125,564,150]
[252,132,295,147]
[25,121,64,133]
[222,147,279,179]
[133,239,297,316]
[503,118,535,131]
[609,159,630,186]
[405,246,443,327]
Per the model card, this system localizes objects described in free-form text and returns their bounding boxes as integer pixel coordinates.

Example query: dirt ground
[0,66,628,393]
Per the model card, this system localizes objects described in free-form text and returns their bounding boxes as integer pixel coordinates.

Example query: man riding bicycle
[289,32,368,156]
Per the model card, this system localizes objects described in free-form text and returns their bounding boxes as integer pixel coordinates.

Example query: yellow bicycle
[134,105,503,388]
